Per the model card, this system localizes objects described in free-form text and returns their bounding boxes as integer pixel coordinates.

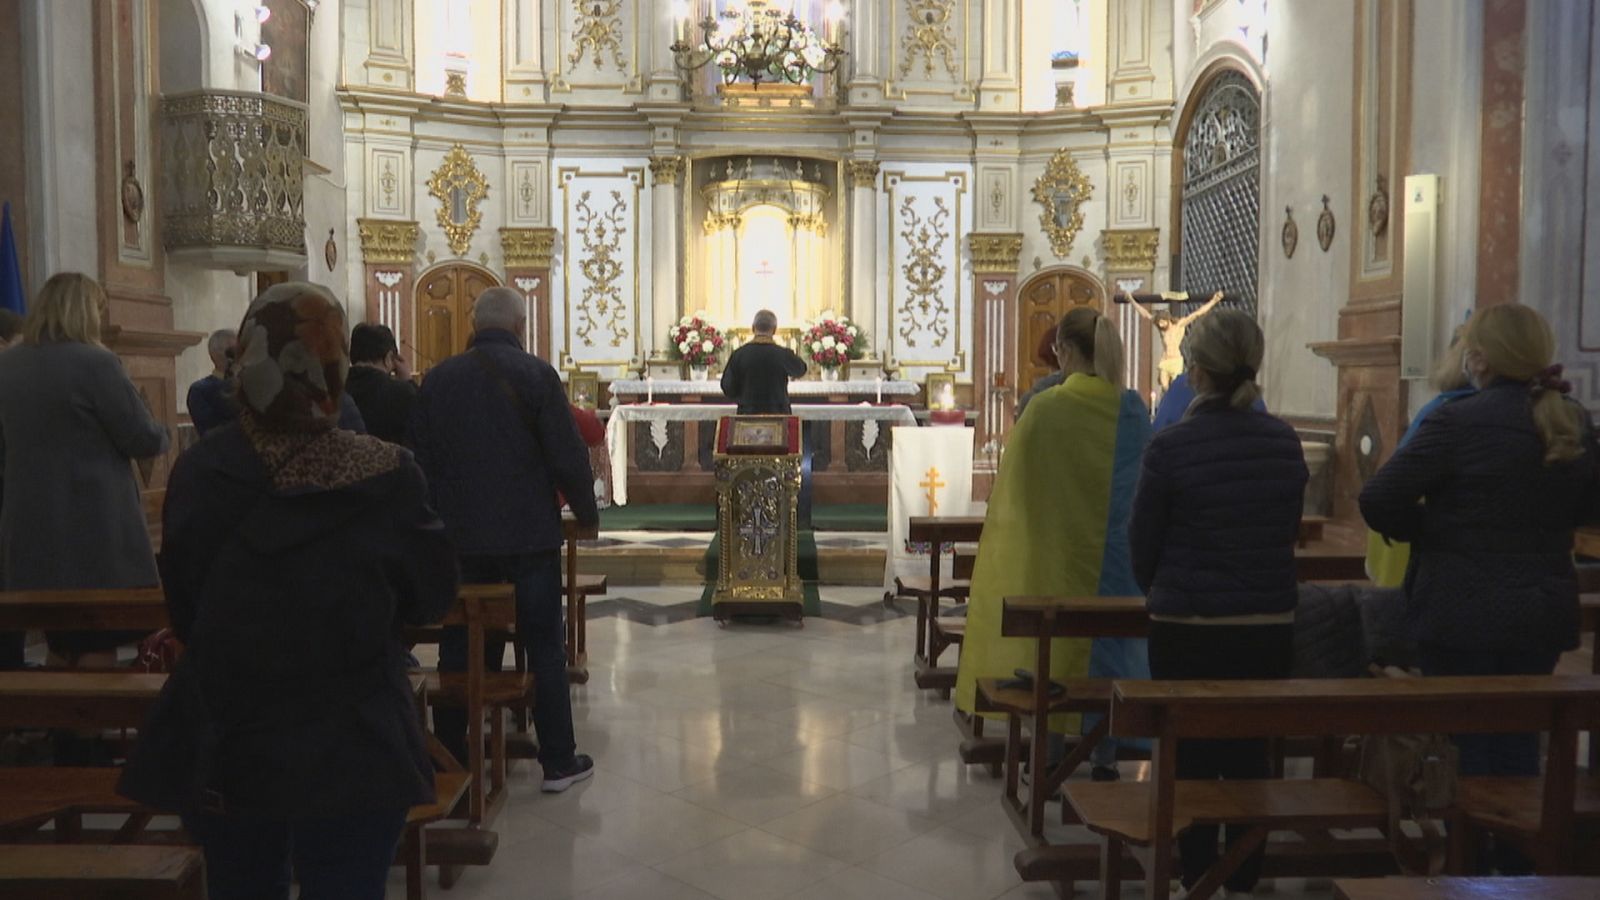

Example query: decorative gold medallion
[901,0,958,78]
[1367,174,1389,239]
[120,160,145,224]
[1032,149,1093,258]
[324,228,338,271]
[1317,195,1336,252]
[1281,207,1298,259]
[426,145,489,258]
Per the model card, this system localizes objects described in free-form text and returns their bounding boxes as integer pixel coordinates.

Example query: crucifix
[1120,289,1225,389]
[739,503,778,557]
[920,466,946,516]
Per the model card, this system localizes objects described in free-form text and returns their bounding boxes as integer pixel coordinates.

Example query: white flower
[702,340,714,353]
[679,340,691,354]
[811,341,823,352]
[679,316,691,326]
[822,335,836,349]
[847,325,858,336]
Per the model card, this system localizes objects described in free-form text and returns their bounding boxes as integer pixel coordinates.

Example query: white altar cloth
[608,379,920,399]
[604,402,919,506]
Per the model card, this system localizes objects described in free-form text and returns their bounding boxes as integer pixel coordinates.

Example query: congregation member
[0,307,22,670]
[955,307,1151,781]
[1364,324,1476,585]
[1013,327,1063,420]
[345,322,418,446]
[1360,305,1598,794]
[120,283,457,900]
[410,286,600,791]
[0,273,168,670]
[1128,309,1308,895]
[720,308,808,414]
[186,329,237,436]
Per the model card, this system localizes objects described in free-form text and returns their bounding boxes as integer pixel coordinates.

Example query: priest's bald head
[752,309,778,335]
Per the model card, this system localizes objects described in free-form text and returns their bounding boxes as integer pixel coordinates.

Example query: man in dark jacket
[346,323,418,446]
[410,287,600,792]
[721,309,807,414]
[186,329,237,436]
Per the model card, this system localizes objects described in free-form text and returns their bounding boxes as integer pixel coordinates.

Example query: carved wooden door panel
[1016,270,1102,392]
[414,265,499,372]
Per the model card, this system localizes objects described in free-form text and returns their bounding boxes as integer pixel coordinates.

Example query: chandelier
[670,1,847,87]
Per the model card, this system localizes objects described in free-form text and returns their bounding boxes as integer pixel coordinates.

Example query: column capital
[649,156,686,186]
[967,232,1024,274]
[1101,228,1161,273]
[500,227,558,269]
[356,218,420,265]
[846,159,881,189]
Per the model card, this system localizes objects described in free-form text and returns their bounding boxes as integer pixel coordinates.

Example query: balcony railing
[160,90,308,272]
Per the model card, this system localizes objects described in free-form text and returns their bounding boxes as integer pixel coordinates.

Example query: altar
[607,379,921,404]
[604,402,919,506]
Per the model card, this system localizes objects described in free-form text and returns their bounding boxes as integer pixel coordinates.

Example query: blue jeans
[436,551,576,770]
[183,808,406,900]
[1418,644,1560,777]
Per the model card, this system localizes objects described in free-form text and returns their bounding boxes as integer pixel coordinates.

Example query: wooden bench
[0,588,168,634]
[1064,675,1600,900]
[396,770,475,900]
[899,516,985,695]
[1334,876,1600,900]
[0,670,167,731]
[0,845,205,899]
[562,515,606,684]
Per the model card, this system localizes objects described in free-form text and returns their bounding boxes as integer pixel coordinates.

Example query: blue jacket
[1129,399,1309,618]
[1360,381,1599,654]
[409,329,598,555]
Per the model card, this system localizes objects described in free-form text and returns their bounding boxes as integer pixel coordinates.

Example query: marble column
[357,218,421,364]
[846,159,880,345]
[847,0,883,104]
[648,156,684,356]
[968,233,1023,451]
[501,227,557,360]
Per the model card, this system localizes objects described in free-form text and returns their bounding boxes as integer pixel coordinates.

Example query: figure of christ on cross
[1124,289,1224,389]
[920,466,946,516]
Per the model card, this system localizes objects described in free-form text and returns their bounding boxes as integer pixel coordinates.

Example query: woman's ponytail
[1054,306,1126,389]
[1186,308,1265,411]
[1466,304,1584,465]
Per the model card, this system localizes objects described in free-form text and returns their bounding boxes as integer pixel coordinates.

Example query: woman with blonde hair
[956,306,1152,781]
[0,273,168,667]
[1362,305,1598,797]
[1128,308,1309,894]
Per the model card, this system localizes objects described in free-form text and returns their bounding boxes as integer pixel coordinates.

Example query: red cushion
[929,409,966,426]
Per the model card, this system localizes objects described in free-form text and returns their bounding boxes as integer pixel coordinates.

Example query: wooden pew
[562,515,606,684]
[0,845,205,899]
[0,670,167,730]
[1575,526,1600,560]
[902,516,985,694]
[1333,876,1600,900]
[0,588,168,633]
[1063,676,1600,900]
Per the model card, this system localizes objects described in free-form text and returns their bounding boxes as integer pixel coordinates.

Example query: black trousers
[1148,620,1295,892]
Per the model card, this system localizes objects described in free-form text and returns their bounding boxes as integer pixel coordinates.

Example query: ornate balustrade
[160,90,308,272]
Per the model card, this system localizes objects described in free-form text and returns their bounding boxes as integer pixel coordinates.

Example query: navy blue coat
[1129,399,1309,618]
[1360,381,1599,655]
[409,329,598,555]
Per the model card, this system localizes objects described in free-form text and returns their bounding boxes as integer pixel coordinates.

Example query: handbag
[1354,665,1457,875]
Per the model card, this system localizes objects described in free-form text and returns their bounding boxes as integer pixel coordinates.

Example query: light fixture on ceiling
[670,0,846,87]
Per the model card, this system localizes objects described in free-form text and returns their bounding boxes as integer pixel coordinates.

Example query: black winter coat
[410,329,599,555]
[1359,381,1600,654]
[119,424,458,817]
[1129,399,1309,618]
[345,366,419,446]
[720,339,808,414]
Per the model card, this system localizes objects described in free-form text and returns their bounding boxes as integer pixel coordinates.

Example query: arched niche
[1171,61,1263,317]
[157,0,206,95]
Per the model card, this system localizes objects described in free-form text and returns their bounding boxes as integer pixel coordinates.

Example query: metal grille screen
[1179,70,1261,316]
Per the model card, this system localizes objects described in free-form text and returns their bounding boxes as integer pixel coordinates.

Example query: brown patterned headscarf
[234,282,350,433]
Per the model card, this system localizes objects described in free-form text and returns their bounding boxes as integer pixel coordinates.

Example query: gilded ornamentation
[1367,174,1389,238]
[324,229,337,271]
[649,156,685,186]
[380,159,398,207]
[569,0,626,71]
[572,190,630,349]
[426,144,489,258]
[1032,149,1093,258]
[1317,194,1336,252]
[900,0,958,78]
[121,160,145,224]
[1281,207,1298,259]
[160,91,307,262]
[1102,229,1161,271]
[897,195,951,349]
[356,218,420,265]
[967,233,1023,274]
[500,227,558,269]
[444,70,468,98]
[846,159,880,189]
[989,178,1004,218]
[715,460,802,605]
[701,174,830,235]
[518,169,537,215]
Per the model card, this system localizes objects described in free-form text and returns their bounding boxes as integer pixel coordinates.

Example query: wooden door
[1016,269,1103,392]
[414,264,500,371]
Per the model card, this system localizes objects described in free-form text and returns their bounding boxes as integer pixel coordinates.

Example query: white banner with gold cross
[884,426,975,592]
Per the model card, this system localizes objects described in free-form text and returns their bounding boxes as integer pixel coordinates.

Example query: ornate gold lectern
[712,416,804,623]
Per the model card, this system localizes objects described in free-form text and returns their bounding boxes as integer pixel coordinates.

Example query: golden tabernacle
[711,416,804,623]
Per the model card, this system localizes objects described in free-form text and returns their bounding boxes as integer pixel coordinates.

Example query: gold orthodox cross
[919,467,946,516]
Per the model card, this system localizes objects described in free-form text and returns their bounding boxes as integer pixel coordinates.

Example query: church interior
[2,0,1600,898]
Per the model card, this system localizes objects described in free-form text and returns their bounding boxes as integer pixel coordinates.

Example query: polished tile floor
[396,589,1338,900]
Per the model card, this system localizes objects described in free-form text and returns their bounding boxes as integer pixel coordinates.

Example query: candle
[875,373,883,404]
[646,374,654,404]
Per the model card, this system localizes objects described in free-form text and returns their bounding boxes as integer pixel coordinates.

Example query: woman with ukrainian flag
[954,305,1151,782]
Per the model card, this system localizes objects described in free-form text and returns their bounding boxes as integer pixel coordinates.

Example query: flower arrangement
[802,315,866,371]
[668,314,723,369]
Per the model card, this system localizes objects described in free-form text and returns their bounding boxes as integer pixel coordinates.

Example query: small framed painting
[924,373,957,410]
[567,371,600,410]
[644,359,685,381]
